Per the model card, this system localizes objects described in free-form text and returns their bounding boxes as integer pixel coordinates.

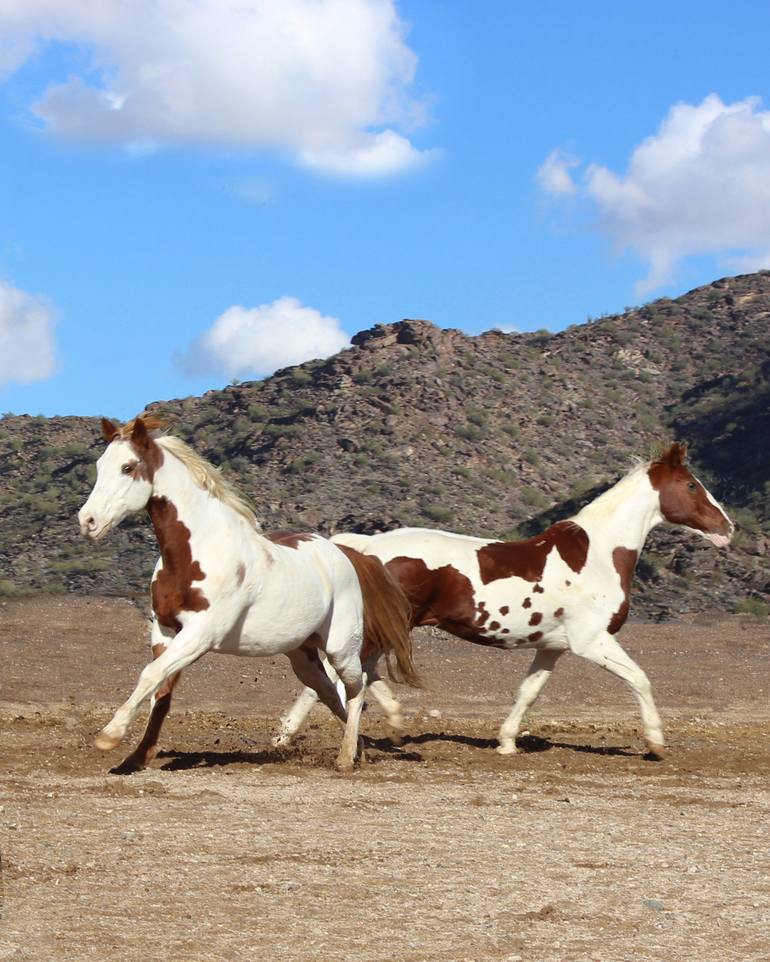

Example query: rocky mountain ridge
[1,270,768,620]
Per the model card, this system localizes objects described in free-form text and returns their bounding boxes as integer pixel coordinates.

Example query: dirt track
[1,596,769,962]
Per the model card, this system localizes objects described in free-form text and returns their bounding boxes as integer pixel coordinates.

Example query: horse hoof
[496,741,517,756]
[645,741,666,760]
[271,734,291,749]
[334,756,357,773]
[94,731,122,751]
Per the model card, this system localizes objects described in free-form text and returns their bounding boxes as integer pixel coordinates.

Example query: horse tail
[336,544,424,690]
[331,532,373,551]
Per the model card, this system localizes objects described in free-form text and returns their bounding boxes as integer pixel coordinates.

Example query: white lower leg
[497,648,564,755]
[336,678,366,772]
[367,677,404,734]
[572,631,664,753]
[272,686,319,747]
[96,627,212,750]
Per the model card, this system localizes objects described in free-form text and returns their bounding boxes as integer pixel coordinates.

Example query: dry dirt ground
[1,596,769,962]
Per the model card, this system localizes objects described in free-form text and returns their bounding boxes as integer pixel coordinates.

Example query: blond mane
[157,433,261,530]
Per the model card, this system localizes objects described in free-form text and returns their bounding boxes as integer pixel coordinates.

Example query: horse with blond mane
[78,415,420,772]
[276,443,733,758]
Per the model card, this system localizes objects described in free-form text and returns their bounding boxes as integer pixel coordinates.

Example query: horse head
[648,442,733,547]
[78,415,165,540]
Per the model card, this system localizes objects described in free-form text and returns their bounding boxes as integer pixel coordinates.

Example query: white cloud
[535,148,579,196]
[301,129,438,178]
[538,94,770,294]
[178,296,350,379]
[0,0,433,177]
[0,279,57,387]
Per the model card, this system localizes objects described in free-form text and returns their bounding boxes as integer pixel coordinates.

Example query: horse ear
[130,417,149,449]
[661,442,687,467]
[101,418,119,443]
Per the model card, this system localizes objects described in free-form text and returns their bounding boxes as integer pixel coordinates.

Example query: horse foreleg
[95,622,213,752]
[114,642,182,773]
[569,630,665,758]
[497,648,564,754]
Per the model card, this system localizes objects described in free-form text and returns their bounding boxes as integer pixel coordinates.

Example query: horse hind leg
[323,629,367,772]
[497,648,564,755]
[285,646,348,727]
[364,655,405,743]
[112,642,181,773]
[272,685,320,748]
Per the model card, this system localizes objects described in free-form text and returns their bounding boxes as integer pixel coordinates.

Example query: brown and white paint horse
[279,443,733,758]
[78,416,419,772]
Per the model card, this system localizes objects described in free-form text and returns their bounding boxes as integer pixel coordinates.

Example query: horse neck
[572,467,662,556]
[148,454,236,541]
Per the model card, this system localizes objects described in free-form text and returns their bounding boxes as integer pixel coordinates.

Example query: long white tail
[330,532,373,551]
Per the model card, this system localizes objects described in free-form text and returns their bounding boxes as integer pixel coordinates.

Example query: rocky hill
[1,271,768,620]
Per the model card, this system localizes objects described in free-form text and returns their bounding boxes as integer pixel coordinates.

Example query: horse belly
[472,581,570,650]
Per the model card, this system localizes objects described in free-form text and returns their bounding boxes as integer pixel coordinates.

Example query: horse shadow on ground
[110,731,644,774]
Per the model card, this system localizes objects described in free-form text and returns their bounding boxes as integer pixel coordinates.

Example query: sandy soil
[1,595,769,962]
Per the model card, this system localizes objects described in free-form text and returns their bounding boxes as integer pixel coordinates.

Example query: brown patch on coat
[476,602,490,626]
[489,620,501,631]
[529,612,542,626]
[499,605,509,616]
[148,497,209,631]
[477,521,589,586]
[528,631,543,642]
[384,556,507,649]
[128,417,164,482]
[554,607,564,618]
[607,547,638,634]
[267,530,317,549]
[533,584,544,594]
[522,597,532,609]
[648,443,732,537]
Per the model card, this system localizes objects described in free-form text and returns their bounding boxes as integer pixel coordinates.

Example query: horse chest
[149,496,210,630]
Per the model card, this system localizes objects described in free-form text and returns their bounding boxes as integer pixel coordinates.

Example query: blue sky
[2,1,770,419]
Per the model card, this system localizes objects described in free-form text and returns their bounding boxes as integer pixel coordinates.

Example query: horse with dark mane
[277,443,733,758]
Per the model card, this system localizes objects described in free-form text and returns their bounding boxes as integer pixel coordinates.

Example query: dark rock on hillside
[1,271,769,621]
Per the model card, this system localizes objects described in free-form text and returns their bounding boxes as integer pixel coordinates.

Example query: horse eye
[687,481,697,491]
[122,462,136,475]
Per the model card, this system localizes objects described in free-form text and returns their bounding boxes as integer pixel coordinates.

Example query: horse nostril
[86,516,97,530]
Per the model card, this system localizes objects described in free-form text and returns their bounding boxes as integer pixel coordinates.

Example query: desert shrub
[454,424,484,442]
[733,598,769,618]
[466,404,487,427]
[520,486,548,509]
[423,504,455,524]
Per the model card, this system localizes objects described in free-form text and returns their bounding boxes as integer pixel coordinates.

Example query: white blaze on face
[695,475,734,548]
[78,440,152,539]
